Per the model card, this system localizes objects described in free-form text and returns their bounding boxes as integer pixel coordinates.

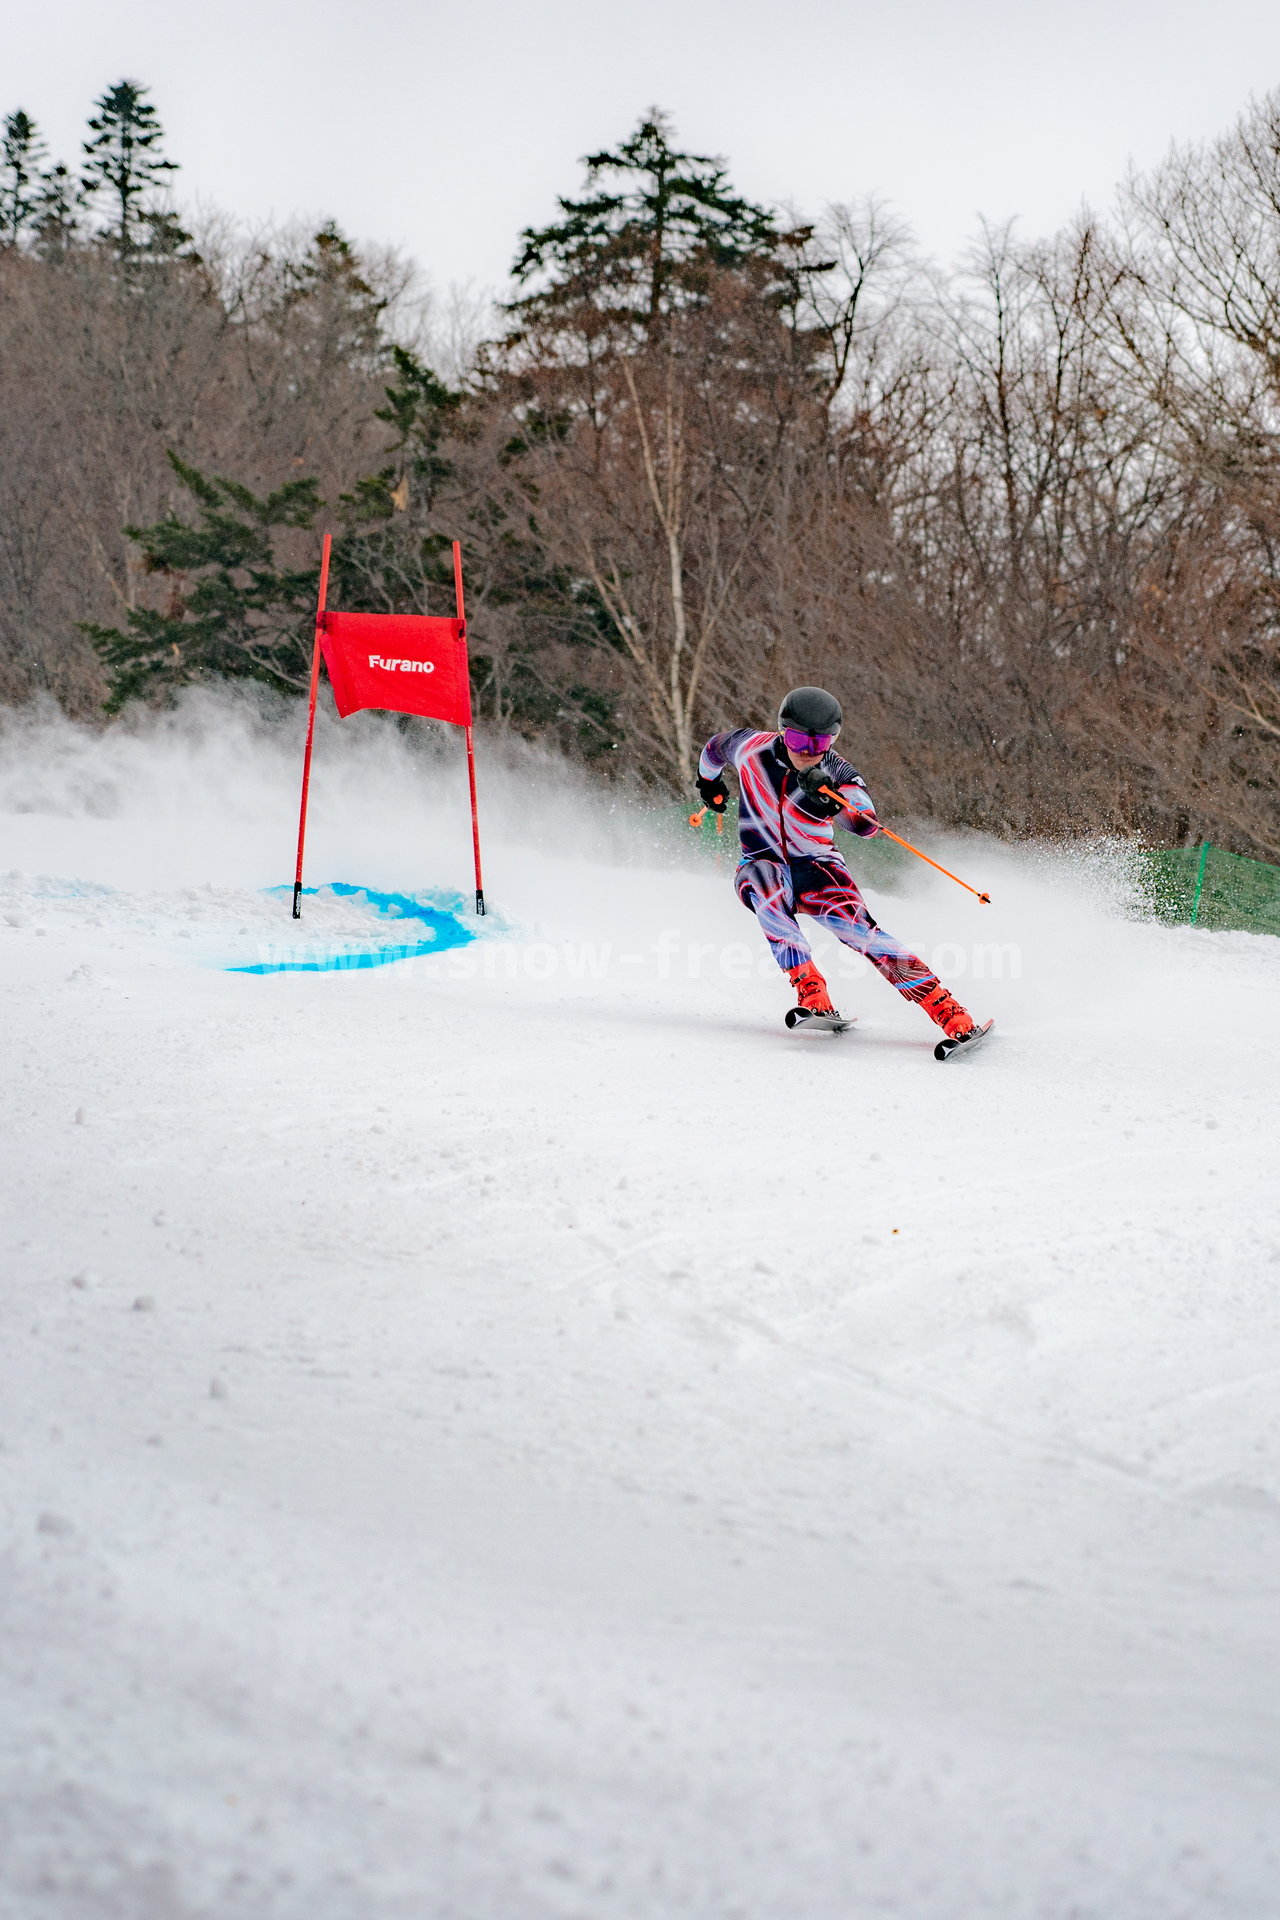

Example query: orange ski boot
[788,960,836,1016]
[919,983,977,1041]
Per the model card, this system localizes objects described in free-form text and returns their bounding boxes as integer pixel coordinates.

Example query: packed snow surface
[2,695,1279,1919]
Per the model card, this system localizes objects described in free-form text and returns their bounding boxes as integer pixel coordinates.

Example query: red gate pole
[453,539,485,916]
[292,532,332,919]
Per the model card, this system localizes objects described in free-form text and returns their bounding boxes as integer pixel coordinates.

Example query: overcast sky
[9,0,1280,299]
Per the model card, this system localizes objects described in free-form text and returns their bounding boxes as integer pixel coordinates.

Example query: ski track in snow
[2,696,1280,1919]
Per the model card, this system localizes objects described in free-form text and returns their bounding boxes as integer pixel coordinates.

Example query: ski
[933,1018,995,1062]
[785,1008,854,1035]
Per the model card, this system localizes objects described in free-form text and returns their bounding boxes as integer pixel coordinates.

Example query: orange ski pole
[820,788,991,903]
[688,807,725,834]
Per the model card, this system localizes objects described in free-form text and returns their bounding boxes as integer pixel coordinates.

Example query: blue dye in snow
[229,882,478,975]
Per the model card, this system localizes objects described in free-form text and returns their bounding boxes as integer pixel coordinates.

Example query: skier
[697,687,987,1048]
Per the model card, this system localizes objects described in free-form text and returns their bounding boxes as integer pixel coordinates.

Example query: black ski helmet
[778,686,842,737]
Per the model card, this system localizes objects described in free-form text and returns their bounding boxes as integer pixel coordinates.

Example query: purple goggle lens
[782,727,836,754]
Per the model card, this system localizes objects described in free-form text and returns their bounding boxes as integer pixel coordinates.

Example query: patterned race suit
[698,728,942,1006]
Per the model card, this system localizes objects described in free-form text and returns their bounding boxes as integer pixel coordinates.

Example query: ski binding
[785,1008,854,1035]
[934,1017,994,1062]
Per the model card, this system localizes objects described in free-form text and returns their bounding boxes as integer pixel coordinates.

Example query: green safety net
[1138,843,1280,936]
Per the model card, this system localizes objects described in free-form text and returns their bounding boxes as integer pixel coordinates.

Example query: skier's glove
[798,765,843,816]
[696,773,729,814]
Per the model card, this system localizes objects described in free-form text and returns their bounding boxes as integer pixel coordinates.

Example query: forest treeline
[2,85,1279,852]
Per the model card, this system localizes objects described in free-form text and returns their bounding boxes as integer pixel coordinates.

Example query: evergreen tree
[83,454,323,709]
[85,352,466,711]
[0,110,48,246]
[273,222,387,370]
[371,346,461,512]
[33,162,81,255]
[80,79,179,254]
[510,109,777,329]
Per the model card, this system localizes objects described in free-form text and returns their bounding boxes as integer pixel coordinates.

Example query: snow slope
[3,695,1280,1920]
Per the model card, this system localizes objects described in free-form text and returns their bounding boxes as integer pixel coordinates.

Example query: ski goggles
[782,727,838,755]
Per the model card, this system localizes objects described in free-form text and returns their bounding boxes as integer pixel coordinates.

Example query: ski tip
[933,1017,995,1061]
[785,1008,853,1035]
